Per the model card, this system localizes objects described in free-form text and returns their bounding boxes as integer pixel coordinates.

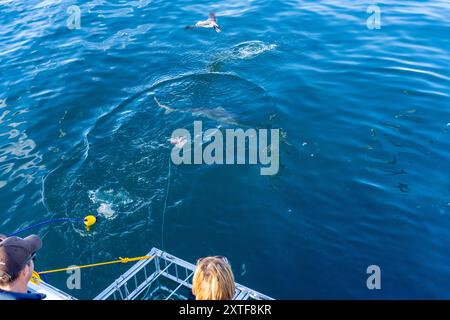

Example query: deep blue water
[1,0,450,299]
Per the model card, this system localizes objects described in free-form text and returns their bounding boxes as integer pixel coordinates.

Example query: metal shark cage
[94,247,273,300]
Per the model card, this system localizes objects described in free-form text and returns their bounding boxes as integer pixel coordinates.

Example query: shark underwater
[154,96,240,126]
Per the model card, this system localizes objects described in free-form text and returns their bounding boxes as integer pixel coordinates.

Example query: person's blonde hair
[192,256,235,300]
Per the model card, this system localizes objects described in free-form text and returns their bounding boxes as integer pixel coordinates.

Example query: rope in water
[8,215,98,237]
[31,255,152,285]
[161,156,172,251]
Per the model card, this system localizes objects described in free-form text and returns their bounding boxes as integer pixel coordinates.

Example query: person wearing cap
[0,234,46,300]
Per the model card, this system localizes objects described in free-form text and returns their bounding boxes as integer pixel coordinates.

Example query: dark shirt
[0,288,46,300]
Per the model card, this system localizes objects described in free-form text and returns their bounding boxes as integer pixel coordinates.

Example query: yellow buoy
[84,215,97,231]
[30,271,41,285]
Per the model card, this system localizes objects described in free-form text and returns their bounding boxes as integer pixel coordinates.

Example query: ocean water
[1,0,450,299]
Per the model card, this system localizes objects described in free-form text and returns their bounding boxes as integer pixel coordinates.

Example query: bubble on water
[228,41,277,61]
[88,188,131,220]
[97,203,115,219]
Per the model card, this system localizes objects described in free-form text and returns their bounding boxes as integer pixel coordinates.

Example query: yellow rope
[38,255,152,274]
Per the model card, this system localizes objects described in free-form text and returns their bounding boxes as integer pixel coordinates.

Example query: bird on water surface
[186,13,222,33]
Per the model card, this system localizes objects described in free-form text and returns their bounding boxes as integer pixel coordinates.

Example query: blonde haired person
[192,256,235,300]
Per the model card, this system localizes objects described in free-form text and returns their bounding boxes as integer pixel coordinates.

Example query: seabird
[186,13,222,33]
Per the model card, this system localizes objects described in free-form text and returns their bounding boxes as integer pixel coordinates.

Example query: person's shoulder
[0,289,46,300]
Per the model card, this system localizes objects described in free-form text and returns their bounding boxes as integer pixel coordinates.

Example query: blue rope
[7,216,95,237]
